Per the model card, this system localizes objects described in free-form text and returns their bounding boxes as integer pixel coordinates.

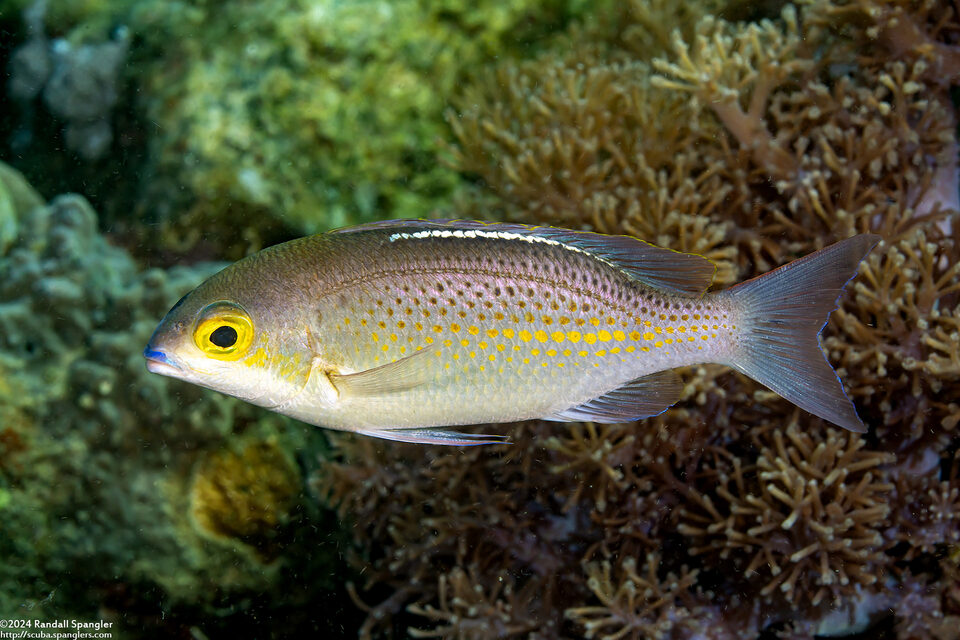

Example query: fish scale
[144,219,879,445]
[320,244,733,426]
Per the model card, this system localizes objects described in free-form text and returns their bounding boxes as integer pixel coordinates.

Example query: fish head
[143,265,312,408]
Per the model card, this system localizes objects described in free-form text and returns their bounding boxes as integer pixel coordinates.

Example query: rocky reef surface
[2,0,595,263]
[0,164,352,636]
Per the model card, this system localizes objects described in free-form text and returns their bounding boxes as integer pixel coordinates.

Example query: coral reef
[565,554,714,640]
[678,423,895,609]
[131,0,594,239]
[7,0,129,160]
[319,0,960,637]
[3,0,600,263]
[2,0,958,636]
[190,438,301,557]
[0,161,43,251]
[0,162,350,634]
[446,39,741,284]
[319,421,597,639]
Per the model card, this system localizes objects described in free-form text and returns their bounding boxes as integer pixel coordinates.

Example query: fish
[144,219,880,445]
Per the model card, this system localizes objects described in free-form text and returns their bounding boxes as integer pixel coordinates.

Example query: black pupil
[210,325,239,348]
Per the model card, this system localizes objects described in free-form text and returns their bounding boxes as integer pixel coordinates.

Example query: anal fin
[545,370,683,423]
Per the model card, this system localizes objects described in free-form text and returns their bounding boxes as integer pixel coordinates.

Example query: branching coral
[610,0,723,60]
[827,227,960,457]
[405,566,545,639]
[323,0,960,635]
[320,420,602,638]
[449,56,740,285]
[892,570,960,640]
[651,7,812,180]
[652,7,955,259]
[543,422,638,513]
[678,422,895,610]
[11,0,959,636]
[887,452,960,565]
[565,554,718,640]
[807,0,960,87]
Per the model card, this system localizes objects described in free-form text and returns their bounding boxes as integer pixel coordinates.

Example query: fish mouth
[143,347,184,378]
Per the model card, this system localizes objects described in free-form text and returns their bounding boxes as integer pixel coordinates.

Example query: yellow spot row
[373,327,723,348]
[345,310,731,331]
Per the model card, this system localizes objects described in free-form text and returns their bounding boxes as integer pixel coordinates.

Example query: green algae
[6,0,599,263]
[0,161,43,252]
[132,0,597,235]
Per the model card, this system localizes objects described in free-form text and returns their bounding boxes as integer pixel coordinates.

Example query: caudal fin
[725,234,880,432]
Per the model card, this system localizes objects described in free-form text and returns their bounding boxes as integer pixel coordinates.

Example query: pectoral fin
[544,370,683,423]
[329,348,436,397]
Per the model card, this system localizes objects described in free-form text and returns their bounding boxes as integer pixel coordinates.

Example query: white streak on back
[387,228,591,258]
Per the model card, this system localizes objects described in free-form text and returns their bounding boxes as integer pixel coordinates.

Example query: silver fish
[144,220,879,444]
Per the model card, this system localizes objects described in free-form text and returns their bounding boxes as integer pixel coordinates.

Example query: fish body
[144,220,879,444]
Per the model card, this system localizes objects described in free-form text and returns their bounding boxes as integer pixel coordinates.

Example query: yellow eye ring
[193,302,254,360]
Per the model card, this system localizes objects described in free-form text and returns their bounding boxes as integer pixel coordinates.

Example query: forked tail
[724,234,881,432]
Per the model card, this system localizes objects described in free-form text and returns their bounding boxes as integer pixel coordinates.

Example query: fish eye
[193,302,254,360]
[209,325,238,348]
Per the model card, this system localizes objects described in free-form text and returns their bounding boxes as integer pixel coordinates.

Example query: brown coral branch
[679,422,895,608]
[878,7,960,85]
[651,8,811,181]
[710,99,799,180]
[565,553,703,640]
[406,568,541,638]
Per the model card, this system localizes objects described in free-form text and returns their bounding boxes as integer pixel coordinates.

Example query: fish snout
[143,347,184,378]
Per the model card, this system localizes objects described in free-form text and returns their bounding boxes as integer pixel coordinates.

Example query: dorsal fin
[333,219,716,297]
[544,370,683,423]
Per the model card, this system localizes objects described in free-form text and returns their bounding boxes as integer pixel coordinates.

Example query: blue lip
[143,347,169,364]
